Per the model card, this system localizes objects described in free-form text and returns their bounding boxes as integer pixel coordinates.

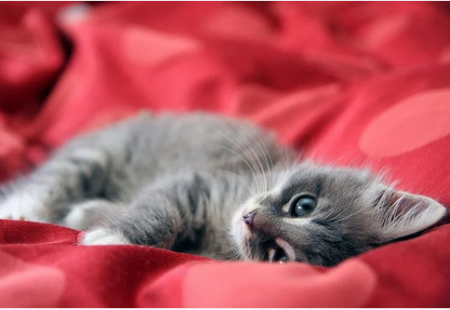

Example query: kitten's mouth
[264,237,296,263]
[268,245,288,263]
[234,209,296,263]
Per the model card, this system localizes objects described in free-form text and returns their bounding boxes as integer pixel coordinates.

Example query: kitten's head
[231,163,448,266]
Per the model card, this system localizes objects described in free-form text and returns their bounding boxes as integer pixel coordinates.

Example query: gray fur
[0,112,446,266]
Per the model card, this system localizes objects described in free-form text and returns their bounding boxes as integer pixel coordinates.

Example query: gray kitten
[0,112,446,266]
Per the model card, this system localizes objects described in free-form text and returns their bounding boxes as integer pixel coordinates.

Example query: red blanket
[1,2,450,307]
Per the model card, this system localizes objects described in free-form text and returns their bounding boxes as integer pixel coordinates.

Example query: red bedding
[1,2,450,307]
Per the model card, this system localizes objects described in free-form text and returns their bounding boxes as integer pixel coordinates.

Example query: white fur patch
[64,207,88,229]
[282,217,311,226]
[71,148,106,162]
[0,191,47,222]
[230,206,254,260]
[80,228,131,246]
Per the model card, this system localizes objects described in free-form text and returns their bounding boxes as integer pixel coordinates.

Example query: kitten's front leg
[80,174,212,249]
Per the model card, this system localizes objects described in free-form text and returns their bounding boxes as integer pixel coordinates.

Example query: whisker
[221,170,253,197]
[209,142,259,196]
[228,119,268,194]
[332,207,367,224]
[204,117,263,193]
[247,121,275,191]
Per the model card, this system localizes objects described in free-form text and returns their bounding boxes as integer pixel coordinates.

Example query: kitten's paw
[0,194,46,222]
[79,228,131,246]
[64,200,119,230]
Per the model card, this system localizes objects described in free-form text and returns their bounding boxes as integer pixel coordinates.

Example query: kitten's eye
[290,195,317,217]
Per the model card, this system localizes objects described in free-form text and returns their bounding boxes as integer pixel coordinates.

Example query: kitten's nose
[243,210,256,228]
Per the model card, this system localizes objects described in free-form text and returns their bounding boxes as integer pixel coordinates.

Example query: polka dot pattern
[360,88,450,157]
[0,250,65,307]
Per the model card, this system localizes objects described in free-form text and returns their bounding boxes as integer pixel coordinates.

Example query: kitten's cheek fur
[230,208,253,259]
[79,228,131,246]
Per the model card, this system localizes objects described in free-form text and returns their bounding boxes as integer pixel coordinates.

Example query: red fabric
[1,1,450,307]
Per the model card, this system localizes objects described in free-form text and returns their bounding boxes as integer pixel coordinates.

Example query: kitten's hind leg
[0,147,110,223]
[0,113,152,224]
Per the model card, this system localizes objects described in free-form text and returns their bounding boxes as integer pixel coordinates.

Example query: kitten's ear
[376,190,448,242]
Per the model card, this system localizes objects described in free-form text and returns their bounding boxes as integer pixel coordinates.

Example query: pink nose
[243,210,256,228]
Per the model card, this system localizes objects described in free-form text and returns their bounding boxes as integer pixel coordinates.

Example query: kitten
[0,112,447,266]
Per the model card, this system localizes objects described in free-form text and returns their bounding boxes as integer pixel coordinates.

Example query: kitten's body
[0,112,446,266]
